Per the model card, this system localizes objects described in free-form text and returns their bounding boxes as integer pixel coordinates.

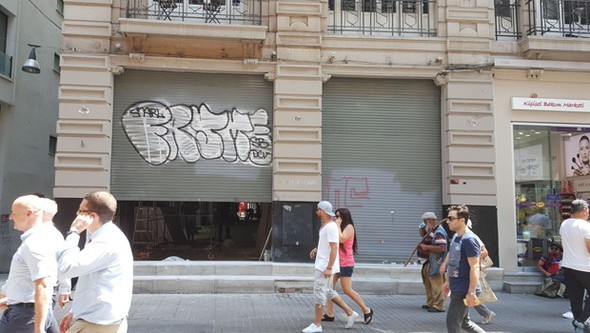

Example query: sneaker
[480,311,496,325]
[345,311,359,329]
[302,323,322,333]
[563,311,574,319]
[573,320,586,333]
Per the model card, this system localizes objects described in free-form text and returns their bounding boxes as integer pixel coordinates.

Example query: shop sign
[574,179,590,193]
[512,97,590,112]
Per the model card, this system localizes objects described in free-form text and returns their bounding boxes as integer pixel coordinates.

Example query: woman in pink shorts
[322,208,374,325]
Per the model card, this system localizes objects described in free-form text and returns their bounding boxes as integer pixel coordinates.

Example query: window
[54,53,61,73]
[49,136,57,155]
[0,11,11,78]
[57,0,64,14]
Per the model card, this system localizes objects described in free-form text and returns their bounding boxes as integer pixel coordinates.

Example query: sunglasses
[446,216,460,221]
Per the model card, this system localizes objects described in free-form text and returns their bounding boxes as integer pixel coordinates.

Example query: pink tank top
[339,236,355,267]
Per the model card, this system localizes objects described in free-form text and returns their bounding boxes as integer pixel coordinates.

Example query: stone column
[55,0,114,198]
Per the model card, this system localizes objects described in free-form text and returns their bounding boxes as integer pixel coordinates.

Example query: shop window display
[514,125,590,267]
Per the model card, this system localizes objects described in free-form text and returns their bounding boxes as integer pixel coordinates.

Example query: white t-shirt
[315,221,340,274]
[560,218,590,272]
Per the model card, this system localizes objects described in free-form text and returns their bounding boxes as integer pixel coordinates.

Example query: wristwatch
[67,229,80,236]
[468,291,477,297]
[326,267,332,270]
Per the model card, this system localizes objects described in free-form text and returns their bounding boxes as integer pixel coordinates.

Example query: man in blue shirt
[441,205,486,333]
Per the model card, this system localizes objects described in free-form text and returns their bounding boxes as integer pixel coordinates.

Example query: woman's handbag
[478,271,498,303]
[480,256,494,270]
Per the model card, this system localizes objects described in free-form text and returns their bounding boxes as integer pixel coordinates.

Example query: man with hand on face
[440,204,486,333]
[0,195,58,333]
[58,191,133,333]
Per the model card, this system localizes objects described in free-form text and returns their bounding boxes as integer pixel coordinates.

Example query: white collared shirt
[59,221,134,325]
[46,223,72,295]
[3,223,58,304]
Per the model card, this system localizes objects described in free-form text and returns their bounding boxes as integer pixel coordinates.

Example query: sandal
[364,308,374,325]
[321,314,335,322]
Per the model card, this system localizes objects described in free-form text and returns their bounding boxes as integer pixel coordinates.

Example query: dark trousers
[0,304,58,333]
[564,267,590,324]
[446,292,486,333]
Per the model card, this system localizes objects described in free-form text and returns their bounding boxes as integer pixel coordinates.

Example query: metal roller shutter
[112,70,273,202]
[322,78,442,263]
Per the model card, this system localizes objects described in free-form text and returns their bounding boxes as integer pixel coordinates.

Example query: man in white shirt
[302,201,358,333]
[559,199,590,333]
[0,195,58,333]
[58,191,133,333]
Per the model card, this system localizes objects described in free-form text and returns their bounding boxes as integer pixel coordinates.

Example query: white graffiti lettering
[122,101,272,166]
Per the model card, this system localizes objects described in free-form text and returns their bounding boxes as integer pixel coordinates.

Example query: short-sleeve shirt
[447,231,481,293]
[315,221,340,274]
[560,217,590,272]
[4,223,58,304]
[539,253,561,275]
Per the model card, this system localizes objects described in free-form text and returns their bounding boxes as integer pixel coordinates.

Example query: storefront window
[513,124,590,267]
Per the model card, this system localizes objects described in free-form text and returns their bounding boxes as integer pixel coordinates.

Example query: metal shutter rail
[322,78,442,263]
[112,70,273,202]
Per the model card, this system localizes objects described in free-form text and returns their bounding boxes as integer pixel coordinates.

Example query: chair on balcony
[158,0,177,20]
[204,0,225,23]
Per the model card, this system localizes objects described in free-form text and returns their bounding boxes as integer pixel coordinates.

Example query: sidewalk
[55,292,572,333]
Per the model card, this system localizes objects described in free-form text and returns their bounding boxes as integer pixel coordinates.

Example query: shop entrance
[513,124,590,267]
[118,201,272,261]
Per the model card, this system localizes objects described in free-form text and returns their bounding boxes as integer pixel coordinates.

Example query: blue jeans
[446,292,486,333]
[0,304,58,333]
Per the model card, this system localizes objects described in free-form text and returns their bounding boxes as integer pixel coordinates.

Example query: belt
[8,302,35,308]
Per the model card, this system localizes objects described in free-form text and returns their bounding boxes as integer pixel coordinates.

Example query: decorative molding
[264,71,276,82]
[527,68,543,79]
[110,65,125,75]
[129,52,145,63]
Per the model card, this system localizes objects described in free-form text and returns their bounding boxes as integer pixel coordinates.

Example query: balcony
[495,0,521,39]
[526,0,590,37]
[125,0,262,25]
[0,51,12,78]
[328,0,436,36]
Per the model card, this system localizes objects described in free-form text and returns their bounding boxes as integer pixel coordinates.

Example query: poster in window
[564,132,590,177]
[515,144,544,181]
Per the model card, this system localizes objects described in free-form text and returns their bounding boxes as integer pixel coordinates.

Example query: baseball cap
[421,212,437,220]
[317,201,336,217]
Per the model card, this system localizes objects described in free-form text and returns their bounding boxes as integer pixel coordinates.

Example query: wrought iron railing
[526,0,590,37]
[328,0,437,36]
[125,0,262,25]
[495,0,521,38]
[0,51,12,78]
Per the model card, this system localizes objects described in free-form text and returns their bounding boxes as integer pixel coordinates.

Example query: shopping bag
[535,277,562,298]
[480,256,494,270]
[478,272,498,303]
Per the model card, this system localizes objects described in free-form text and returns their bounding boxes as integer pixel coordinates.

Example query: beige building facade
[55,0,590,270]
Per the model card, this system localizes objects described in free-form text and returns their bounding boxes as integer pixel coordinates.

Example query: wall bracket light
[22,44,41,74]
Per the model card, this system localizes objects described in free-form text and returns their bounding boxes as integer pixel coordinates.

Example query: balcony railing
[495,0,521,38]
[526,0,590,37]
[126,0,262,25]
[0,51,12,78]
[328,0,436,36]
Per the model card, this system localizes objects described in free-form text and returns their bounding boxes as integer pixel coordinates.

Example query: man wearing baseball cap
[302,201,358,332]
[418,212,448,312]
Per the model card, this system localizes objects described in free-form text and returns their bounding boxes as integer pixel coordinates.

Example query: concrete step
[503,281,542,294]
[502,271,544,294]
[132,261,506,295]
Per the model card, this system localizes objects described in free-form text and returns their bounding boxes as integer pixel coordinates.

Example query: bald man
[0,195,58,333]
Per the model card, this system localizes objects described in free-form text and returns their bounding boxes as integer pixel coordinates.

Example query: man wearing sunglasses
[440,204,486,333]
[58,191,133,333]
